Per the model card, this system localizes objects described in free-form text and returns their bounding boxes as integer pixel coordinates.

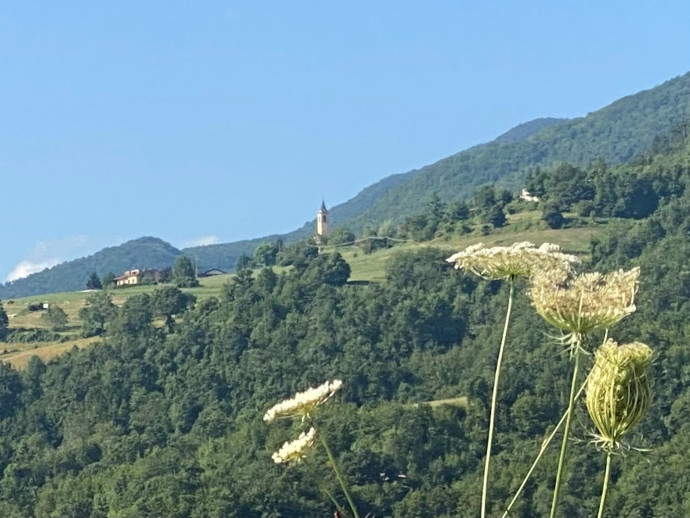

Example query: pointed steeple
[317,199,329,236]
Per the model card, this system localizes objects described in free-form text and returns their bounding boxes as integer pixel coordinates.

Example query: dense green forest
[0,133,689,517]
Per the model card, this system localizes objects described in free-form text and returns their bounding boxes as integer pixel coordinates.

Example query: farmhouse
[520,188,540,203]
[115,269,141,286]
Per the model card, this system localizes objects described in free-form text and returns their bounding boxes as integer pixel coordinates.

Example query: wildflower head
[271,427,316,464]
[263,379,343,423]
[529,267,640,337]
[446,242,579,281]
[586,340,653,451]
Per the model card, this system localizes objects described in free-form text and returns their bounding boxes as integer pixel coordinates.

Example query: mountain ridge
[342,72,690,229]
[0,237,180,299]
[3,71,689,298]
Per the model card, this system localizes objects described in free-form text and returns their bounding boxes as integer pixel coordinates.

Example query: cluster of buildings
[113,201,332,287]
[113,267,225,287]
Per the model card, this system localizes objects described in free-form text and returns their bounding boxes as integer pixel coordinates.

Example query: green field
[340,212,612,282]
[1,213,613,368]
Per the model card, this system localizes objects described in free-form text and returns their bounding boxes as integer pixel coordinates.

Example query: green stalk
[597,451,613,518]
[501,378,587,518]
[317,427,360,518]
[550,344,582,518]
[481,280,515,518]
[322,485,347,518]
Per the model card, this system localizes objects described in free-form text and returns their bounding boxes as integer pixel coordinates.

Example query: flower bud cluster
[586,340,653,451]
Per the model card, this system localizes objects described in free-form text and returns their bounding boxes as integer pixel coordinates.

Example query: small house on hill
[520,188,540,203]
[115,269,141,286]
[115,268,169,286]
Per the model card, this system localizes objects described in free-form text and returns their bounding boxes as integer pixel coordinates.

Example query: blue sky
[1,2,688,282]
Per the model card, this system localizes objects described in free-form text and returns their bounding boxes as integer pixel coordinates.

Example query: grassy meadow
[1,211,614,368]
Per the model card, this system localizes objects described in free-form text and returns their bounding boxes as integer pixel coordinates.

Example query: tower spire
[316,199,329,237]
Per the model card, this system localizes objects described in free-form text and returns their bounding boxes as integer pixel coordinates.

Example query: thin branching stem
[481,279,515,518]
[501,378,588,518]
[550,342,582,518]
[597,451,613,518]
[315,425,360,518]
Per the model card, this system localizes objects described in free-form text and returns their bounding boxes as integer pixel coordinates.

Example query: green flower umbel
[586,339,653,451]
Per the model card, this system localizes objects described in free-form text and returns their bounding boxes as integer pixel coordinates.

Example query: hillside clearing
[0,336,102,369]
[1,216,612,366]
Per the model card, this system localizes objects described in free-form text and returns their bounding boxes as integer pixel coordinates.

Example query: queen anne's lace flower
[272,427,316,463]
[529,267,640,336]
[446,242,580,281]
[586,340,652,451]
[263,380,343,422]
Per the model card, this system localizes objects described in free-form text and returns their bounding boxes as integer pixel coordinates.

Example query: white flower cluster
[271,427,317,464]
[529,267,640,337]
[446,242,580,281]
[263,379,343,423]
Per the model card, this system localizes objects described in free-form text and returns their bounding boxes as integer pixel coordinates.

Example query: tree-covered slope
[1,137,690,516]
[181,238,272,273]
[490,117,568,145]
[4,72,689,295]
[183,170,420,272]
[0,237,181,299]
[344,71,690,230]
[178,71,690,270]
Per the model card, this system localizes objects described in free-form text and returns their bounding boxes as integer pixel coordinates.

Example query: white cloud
[6,259,61,282]
[4,234,117,283]
[181,235,220,248]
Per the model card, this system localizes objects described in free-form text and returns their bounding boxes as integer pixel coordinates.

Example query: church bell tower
[316,200,329,237]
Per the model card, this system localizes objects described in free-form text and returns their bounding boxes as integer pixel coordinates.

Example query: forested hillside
[0,134,689,517]
[344,71,690,230]
[4,72,689,297]
[0,237,181,299]
[173,71,690,272]
[490,117,567,145]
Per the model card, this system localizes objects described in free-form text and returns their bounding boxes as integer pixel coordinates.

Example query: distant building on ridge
[520,188,540,203]
[114,268,169,286]
[115,269,141,286]
[316,200,329,237]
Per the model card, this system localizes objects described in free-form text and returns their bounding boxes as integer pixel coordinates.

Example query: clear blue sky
[1,2,688,282]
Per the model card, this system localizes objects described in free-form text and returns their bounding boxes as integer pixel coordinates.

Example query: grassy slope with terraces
[0,211,613,368]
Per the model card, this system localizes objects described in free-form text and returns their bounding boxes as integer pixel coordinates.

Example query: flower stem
[322,485,347,518]
[481,280,515,518]
[550,344,582,518]
[317,427,360,518]
[501,378,588,518]
[597,451,613,518]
